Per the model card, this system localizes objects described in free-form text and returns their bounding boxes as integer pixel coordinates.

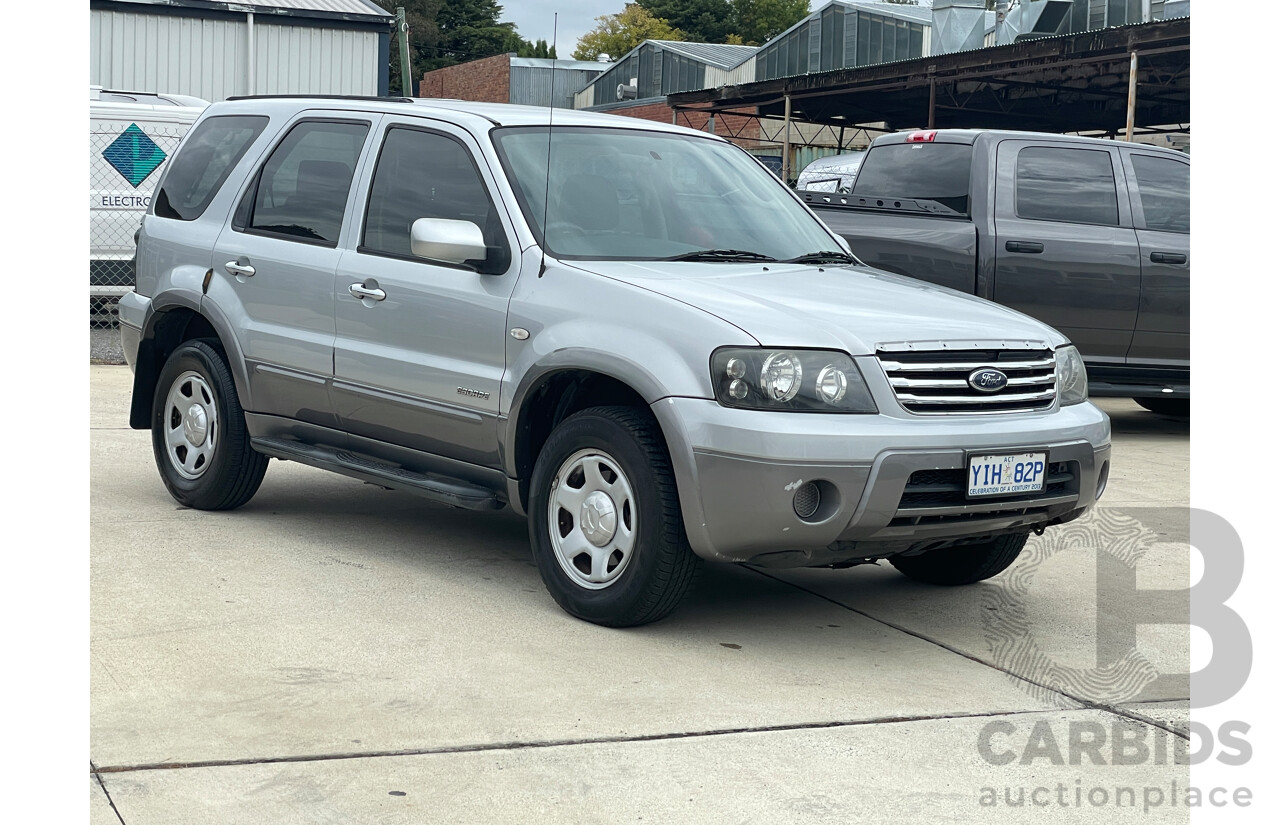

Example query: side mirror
[834,233,853,255]
[410,218,487,266]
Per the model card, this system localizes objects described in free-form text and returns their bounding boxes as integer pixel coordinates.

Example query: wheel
[889,533,1028,586]
[528,406,700,627]
[1135,397,1189,417]
[151,339,268,510]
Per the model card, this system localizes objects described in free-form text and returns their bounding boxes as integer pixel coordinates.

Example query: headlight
[711,348,877,413]
[1055,345,1088,406]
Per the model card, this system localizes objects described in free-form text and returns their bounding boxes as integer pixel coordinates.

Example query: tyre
[151,339,268,510]
[528,406,700,627]
[1135,397,1189,417]
[889,533,1028,586]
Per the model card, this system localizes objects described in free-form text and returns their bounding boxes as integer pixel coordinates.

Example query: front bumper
[651,396,1111,566]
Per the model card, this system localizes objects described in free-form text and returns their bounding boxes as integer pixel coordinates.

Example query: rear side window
[153,115,267,221]
[1016,146,1118,226]
[1130,155,1189,233]
[852,143,973,215]
[361,126,509,271]
[242,120,370,245]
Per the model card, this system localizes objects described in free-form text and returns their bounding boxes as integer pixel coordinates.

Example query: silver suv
[119,97,1111,626]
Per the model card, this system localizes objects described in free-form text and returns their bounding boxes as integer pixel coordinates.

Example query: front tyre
[529,406,700,627]
[151,339,268,510]
[1135,397,1189,417]
[889,533,1028,586]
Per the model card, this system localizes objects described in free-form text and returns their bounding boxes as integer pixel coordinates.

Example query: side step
[251,437,504,511]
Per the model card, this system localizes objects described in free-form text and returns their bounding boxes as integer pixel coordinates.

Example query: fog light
[793,482,821,519]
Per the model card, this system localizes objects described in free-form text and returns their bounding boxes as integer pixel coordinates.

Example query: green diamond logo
[103,124,167,188]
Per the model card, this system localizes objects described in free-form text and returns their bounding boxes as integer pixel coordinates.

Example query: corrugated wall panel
[91,10,380,100]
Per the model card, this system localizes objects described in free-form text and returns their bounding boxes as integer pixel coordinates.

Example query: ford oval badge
[968,368,1008,393]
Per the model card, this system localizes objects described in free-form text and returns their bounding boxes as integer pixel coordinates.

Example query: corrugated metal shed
[646,41,759,70]
[509,58,605,109]
[89,0,392,101]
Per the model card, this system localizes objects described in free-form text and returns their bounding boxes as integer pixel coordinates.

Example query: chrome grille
[877,348,1057,414]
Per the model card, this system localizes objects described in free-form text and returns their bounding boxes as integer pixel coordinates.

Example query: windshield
[493,126,838,261]
[852,142,973,215]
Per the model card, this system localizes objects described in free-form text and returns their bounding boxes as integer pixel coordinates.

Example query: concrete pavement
[90,366,1193,822]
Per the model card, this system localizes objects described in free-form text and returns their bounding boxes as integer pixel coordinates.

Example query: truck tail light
[907,130,937,142]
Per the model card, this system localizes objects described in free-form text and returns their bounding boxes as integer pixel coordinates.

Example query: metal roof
[647,40,759,70]
[99,0,392,19]
[509,57,608,72]
[669,16,1190,136]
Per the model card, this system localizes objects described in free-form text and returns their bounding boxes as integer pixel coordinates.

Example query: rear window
[852,142,973,215]
[153,115,267,221]
[1130,154,1189,233]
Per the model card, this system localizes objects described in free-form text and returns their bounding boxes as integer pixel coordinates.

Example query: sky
[503,1,619,58]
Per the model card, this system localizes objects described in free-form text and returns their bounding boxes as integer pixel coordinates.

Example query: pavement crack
[744,567,1191,741]
[92,707,1054,775]
[91,761,128,824]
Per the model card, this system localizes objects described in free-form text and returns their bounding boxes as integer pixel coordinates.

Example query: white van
[90,86,206,322]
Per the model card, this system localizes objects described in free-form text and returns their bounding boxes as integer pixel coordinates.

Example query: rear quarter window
[153,115,268,221]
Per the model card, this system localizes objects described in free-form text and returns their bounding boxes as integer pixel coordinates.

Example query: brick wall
[600,101,762,148]
[420,54,511,103]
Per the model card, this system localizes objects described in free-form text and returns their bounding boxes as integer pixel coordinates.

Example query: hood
[568,260,1066,355]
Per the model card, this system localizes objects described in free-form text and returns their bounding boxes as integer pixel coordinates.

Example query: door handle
[225,259,256,278]
[1150,251,1188,265]
[1005,240,1044,254]
[348,283,387,302]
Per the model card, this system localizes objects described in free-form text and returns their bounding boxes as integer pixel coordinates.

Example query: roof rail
[224,94,415,103]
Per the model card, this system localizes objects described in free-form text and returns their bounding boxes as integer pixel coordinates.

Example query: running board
[251,437,504,511]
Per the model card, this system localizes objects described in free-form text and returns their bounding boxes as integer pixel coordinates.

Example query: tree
[637,0,735,44]
[572,4,685,62]
[730,0,810,45]
[517,39,558,59]
[372,0,537,83]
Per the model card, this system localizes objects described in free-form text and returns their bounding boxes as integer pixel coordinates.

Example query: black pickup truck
[802,129,1190,415]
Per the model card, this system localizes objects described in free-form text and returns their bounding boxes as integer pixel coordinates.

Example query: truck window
[1015,146,1118,226]
[153,115,267,221]
[241,120,369,245]
[1130,155,1189,233]
[851,143,973,215]
[360,126,509,270]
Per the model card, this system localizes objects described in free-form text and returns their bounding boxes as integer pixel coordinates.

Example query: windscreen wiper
[664,249,778,263]
[784,250,856,264]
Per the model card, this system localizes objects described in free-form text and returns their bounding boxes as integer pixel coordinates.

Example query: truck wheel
[151,339,268,510]
[889,533,1028,586]
[1135,397,1189,417]
[529,406,700,627]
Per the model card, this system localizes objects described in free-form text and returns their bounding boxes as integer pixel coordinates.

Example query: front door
[992,140,1142,367]
[332,120,519,471]
[1123,150,1191,367]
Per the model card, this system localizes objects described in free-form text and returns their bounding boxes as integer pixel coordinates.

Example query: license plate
[967,452,1047,497]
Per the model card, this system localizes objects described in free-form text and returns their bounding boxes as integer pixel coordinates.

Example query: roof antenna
[538,13,557,278]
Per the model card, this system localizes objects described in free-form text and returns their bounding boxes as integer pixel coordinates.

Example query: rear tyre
[889,533,1029,586]
[528,406,700,627]
[151,339,268,510]
[1135,397,1189,417]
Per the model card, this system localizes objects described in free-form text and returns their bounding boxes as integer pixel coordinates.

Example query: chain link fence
[90,122,188,327]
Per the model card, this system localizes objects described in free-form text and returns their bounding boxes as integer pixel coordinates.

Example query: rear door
[331,118,519,471]
[1121,150,1190,366]
[209,113,378,428]
[993,140,1142,366]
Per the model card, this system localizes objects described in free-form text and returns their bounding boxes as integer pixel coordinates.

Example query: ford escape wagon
[119,97,1111,626]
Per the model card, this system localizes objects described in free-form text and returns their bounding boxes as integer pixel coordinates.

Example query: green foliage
[637,0,736,44]
[517,39,558,59]
[730,0,810,45]
[372,0,540,87]
[572,4,686,62]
